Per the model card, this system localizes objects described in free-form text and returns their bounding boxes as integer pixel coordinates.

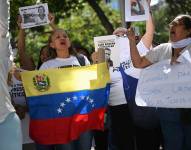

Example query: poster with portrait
[94,35,120,67]
[19,3,49,29]
[125,0,149,22]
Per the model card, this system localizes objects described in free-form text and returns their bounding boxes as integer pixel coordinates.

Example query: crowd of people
[0,0,191,150]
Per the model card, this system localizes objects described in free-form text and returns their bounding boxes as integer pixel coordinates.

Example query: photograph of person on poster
[131,0,145,16]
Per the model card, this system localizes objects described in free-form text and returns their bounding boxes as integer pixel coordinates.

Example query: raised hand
[127,27,136,41]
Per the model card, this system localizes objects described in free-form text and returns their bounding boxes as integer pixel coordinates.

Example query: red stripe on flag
[29,108,106,144]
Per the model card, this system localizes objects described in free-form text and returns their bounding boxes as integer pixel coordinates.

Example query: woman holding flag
[35,28,93,150]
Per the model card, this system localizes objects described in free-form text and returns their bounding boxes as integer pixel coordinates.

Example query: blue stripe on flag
[27,85,110,119]
[120,66,138,101]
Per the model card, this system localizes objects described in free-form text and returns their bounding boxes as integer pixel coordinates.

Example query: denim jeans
[158,108,191,150]
[36,131,93,150]
[0,112,22,150]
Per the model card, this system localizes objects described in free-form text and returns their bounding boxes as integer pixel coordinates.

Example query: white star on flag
[60,102,65,107]
[73,96,78,100]
[86,96,90,100]
[57,108,62,114]
[89,99,94,104]
[66,98,71,103]
[80,95,85,100]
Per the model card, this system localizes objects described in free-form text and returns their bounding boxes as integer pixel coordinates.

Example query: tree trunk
[86,0,114,34]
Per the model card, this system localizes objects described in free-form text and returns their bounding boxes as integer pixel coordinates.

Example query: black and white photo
[19,3,49,29]
[125,0,149,22]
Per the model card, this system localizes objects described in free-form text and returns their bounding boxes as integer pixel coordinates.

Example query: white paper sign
[19,3,49,29]
[125,0,149,22]
[94,35,120,67]
[136,55,191,108]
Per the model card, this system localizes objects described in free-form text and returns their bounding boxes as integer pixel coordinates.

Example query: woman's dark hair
[177,15,191,37]
[36,45,50,69]
[47,29,78,59]
[73,43,91,61]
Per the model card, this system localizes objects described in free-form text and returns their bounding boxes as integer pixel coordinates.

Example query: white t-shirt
[145,43,191,63]
[109,40,149,106]
[40,55,90,69]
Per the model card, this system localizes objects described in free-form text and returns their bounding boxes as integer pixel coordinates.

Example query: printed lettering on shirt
[58,65,79,69]
[10,83,25,98]
[112,59,133,72]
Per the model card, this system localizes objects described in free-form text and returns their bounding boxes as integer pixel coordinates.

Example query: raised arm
[48,13,57,30]
[17,16,36,70]
[141,0,154,49]
[127,27,152,68]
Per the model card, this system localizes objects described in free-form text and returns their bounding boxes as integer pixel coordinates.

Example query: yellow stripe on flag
[21,63,110,97]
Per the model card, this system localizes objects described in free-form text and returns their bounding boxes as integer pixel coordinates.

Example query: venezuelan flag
[21,63,110,145]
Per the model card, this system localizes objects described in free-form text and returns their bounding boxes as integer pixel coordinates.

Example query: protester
[111,1,163,150]
[127,14,191,150]
[0,0,22,150]
[92,1,163,149]
[111,1,162,150]
[36,28,92,150]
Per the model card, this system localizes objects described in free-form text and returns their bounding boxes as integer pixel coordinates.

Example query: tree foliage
[10,0,85,37]
[165,0,191,19]
[10,0,121,64]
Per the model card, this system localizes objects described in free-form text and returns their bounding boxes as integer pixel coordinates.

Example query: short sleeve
[136,40,150,56]
[145,43,170,63]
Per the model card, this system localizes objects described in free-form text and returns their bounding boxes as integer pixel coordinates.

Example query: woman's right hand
[48,13,55,24]
[91,48,106,64]
[48,13,57,30]
[91,51,99,64]
[127,27,136,41]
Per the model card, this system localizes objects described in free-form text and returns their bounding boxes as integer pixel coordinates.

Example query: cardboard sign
[125,0,149,22]
[136,51,191,108]
[94,35,119,67]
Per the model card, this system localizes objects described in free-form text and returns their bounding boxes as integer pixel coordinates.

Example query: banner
[136,51,191,108]
[21,63,110,144]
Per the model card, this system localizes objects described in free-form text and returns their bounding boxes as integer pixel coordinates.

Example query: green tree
[165,0,191,19]
[10,0,116,37]
[11,1,121,64]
